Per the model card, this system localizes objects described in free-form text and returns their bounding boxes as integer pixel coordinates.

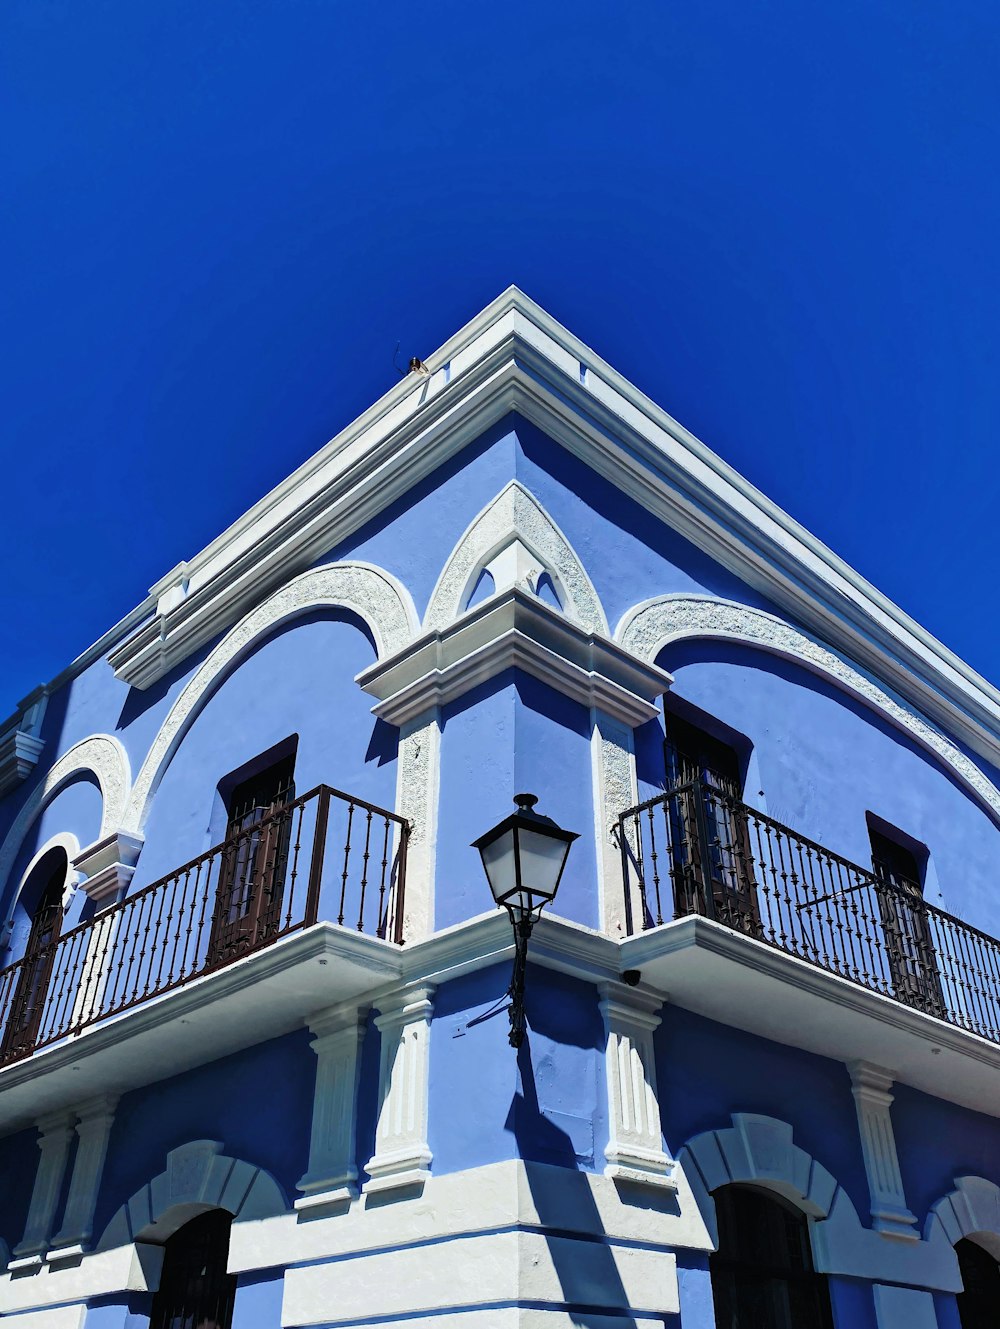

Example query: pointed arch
[927,1175,1000,1261]
[123,562,418,833]
[0,735,131,898]
[424,481,608,635]
[96,1140,287,1250]
[617,593,1000,824]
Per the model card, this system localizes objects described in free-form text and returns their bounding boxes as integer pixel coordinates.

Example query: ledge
[622,915,1000,1119]
[358,588,672,727]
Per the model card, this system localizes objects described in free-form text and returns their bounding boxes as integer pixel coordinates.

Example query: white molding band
[0,736,131,902]
[360,589,671,730]
[48,1095,119,1261]
[598,982,674,1189]
[424,481,608,637]
[97,1140,287,1249]
[10,1110,77,1268]
[364,984,434,1194]
[617,593,1000,825]
[848,1061,919,1241]
[123,561,419,834]
[88,290,1000,782]
[296,1004,368,1213]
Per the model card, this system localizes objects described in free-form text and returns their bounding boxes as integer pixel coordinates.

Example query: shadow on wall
[508,1037,676,1327]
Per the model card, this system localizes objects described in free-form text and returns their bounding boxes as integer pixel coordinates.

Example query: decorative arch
[0,735,130,900]
[124,562,419,833]
[617,593,1000,824]
[927,1175,1000,1261]
[424,481,608,635]
[96,1140,287,1250]
[6,832,81,922]
[677,1113,847,1248]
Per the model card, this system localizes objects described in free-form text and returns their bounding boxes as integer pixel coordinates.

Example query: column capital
[373,982,435,1029]
[598,980,666,1029]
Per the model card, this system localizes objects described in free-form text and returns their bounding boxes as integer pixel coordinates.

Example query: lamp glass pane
[515,826,569,904]
[479,831,517,905]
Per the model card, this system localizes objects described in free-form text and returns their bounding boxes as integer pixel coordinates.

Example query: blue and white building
[1,289,998,1329]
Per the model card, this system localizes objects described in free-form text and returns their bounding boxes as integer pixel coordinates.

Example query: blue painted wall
[656,1006,871,1224]
[652,640,1000,935]
[92,1030,311,1242]
[428,964,606,1176]
[233,1271,284,1329]
[132,610,394,903]
[891,1082,1000,1226]
[0,1124,40,1253]
[435,672,597,931]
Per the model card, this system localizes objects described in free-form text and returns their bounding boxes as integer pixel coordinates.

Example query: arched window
[956,1237,1000,1329]
[0,852,66,1061]
[710,1185,834,1329]
[150,1210,237,1329]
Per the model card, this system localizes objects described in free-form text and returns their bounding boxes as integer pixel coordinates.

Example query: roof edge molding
[618,593,1000,827]
[97,288,1000,772]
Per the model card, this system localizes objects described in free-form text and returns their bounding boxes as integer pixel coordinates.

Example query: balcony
[0,785,409,1070]
[617,779,1000,1046]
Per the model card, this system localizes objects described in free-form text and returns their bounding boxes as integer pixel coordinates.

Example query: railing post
[305,788,331,927]
[392,823,409,945]
[688,777,718,922]
[618,817,635,937]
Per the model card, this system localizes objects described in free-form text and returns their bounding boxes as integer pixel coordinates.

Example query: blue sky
[2,1,998,707]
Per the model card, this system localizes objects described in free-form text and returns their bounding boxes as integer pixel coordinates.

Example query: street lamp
[472,793,578,1048]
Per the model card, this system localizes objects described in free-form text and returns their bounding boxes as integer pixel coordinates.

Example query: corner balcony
[0,787,409,1127]
[617,779,1000,1114]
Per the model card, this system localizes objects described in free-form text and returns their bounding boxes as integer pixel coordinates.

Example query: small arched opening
[1,846,68,1062]
[149,1209,237,1329]
[955,1236,1000,1329]
[709,1184,834,1329]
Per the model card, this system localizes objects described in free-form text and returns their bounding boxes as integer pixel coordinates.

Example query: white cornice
[41,285,998,767]
[358,589,672,728]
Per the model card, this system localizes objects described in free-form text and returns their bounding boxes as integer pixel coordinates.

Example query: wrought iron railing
[617,779,1000,1043]
[0,785,408,1067]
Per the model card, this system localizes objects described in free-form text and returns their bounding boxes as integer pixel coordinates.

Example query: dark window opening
[956,1237,1000,1329]
[0,857,66,1060]
[710,1185,834,1329]
[867,817,943,1016]
[207,753,296,968]
[149,1210,237,1329]
[663,710,759,936]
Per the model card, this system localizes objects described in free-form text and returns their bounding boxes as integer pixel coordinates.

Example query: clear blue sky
[2,1,998,708]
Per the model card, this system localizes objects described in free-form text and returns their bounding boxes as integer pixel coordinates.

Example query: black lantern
[472,793,578,1047]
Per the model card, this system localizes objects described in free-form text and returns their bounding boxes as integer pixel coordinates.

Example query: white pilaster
[10,1110,76,1268]
[591,709,640,939]
[295,1004,368,1214]
[364,984,434,1195]
[47,1095,119,1261]
[848,1061,918,1241]
[599,982,675,1189]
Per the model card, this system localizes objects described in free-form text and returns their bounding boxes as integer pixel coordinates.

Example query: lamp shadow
[506,1036,649,1328]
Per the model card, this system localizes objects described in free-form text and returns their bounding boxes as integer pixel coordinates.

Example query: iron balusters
[0,785,409,1068]
[617,779,1000,1044]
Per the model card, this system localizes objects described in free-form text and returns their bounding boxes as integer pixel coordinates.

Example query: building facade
[0,289,998,1329]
